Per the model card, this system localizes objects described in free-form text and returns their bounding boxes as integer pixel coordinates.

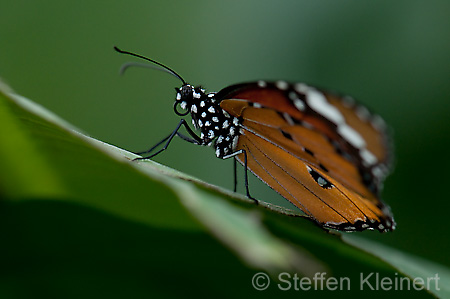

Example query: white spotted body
[176,84,241,158]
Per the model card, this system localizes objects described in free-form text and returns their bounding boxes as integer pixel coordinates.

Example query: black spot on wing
[304,148,314,157]
[280,130,293,140]
[307,166,333,189]
[319,163,329,172]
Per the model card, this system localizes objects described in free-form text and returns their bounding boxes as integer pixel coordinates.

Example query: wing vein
[241,144,314,219]
[244,135,352,224]
[242,123,377,216]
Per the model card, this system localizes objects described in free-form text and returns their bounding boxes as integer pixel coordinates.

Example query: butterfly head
[174,84,209,116]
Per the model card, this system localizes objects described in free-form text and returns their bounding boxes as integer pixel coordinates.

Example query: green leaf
[0,84,448,298]
[343,235,450,297]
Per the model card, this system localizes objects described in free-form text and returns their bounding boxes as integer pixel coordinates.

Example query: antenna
[114,46,186,85]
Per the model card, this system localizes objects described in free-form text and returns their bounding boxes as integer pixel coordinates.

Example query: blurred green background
[1,0,449,286]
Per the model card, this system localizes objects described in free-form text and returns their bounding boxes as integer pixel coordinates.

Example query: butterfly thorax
[175,84,241,158]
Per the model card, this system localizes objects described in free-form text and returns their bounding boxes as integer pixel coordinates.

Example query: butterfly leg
[134,131,197,156]
[222,149,258,205]
[133,119,201,160]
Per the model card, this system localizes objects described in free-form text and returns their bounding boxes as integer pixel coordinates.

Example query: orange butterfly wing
[217,82,395,232]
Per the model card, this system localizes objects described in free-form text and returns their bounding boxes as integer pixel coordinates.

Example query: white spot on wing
[306,89,344,124]
[289,91,306,111]
[293,99,306,111]
[342,96,355,108]
[356,105,371,121]
[360,149,377,166]
[276,80,288,90]
[180,101,187,110]
[191,104,197,113]
[200,101,205,107]
[288,91,297,100]
[257,80,266,88]
[294,83,309,93]
[253,103,262,108]
[283,112,295,125]
[371,114,386,131]
[208,106,215,113]
[337,124,366,149]
[372,166,385,179]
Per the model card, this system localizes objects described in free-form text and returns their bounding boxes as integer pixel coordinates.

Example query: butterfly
[114,46,395,233]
